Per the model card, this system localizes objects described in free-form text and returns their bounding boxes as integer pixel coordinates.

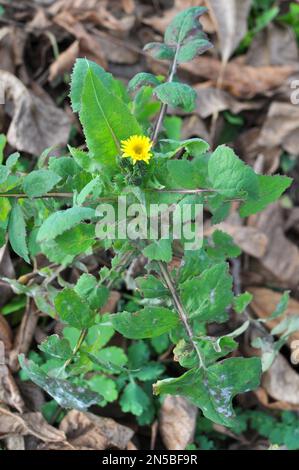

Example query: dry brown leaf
[205,0,252,62]
[101,290,121,314]
[1,70,71,155]
[254,387,299,411]
[37,440,76,450]
[4,435,25,450]
[49,40,80,81]
[249,204,299,287]
[0,341,25,413]
[195,85,263,118]
[0,407,65,442]
[0,245,15,308]
[183,57,297,98]
[59,410,134,450]
[262,354,299,407]
[9,300,39,372]
[181,115,210,142]
[159,396,197,450]
[248,287,299,344]
[205,223,268,258]
[257,102,299,156]
[246,24,299,66]
[0,314,13,352]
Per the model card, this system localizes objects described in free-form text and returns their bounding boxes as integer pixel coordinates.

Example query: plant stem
[158,261,206,370]
[151,43,180,144]
[62,328,88,370]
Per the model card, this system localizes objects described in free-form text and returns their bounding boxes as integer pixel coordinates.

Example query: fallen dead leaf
[101,290,121,314]
[49,40,80,81]
[159,396,197,450]
[1,70,71,155]
[9,300,39,372]
[0,341,25,413]
[0,314,13,352]
[249,204,299,287]
[59,410,134,450]
[183,57,298,99]
[246,24,299,67]
[0,407,66,442]
[257,102,299,156]
[206,0,252,62]
[0,245,15,308]
[248,287,299,344]
[205,222,268,258]
[262,354,299,407]
[255,387,299,411]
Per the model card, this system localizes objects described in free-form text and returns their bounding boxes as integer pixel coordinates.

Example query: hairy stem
[151,44,180,144]
[158,261,206,370]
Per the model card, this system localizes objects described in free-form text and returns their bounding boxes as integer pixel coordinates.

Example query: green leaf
[55,288,96,329]
[0,198,11,222]
[92,346,128,369]
[143,239,172,263]
[143,43,175,60]
[80,68,142,172]
[128,73,161,93]
[180,262,233,322]
[112,306,179,339]
[75,274,109,310]
[38,334,72,360]
[19,354,102,409]
[40,224,95,265]
[48,156,79,178]
[70,58,114,113]
[88,375,118,404]
[155,82,197,112]
[234,292,253,313]
[8,202,30,263]
[177,38,213,63]
[132,362,165,382]
[154,357,262,426]
[164,6,208,46]
[85,314,114,350]
[23,169,61,198]
[208,146,259,198]
[240,175,292,217]
[207,230,241,260]
[269,291,290,320]
[136,275,168,298]
[76,177,100,205]
[68,146,101,173]
[0,165,9,184]
[0,134,6,164]
[120,380,150,416]
[174,336,237,368]
[37,206,95,243]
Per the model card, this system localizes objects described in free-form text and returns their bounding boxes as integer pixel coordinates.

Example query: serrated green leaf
[136,275,168,298]
[143,239,172,263]
[208,145,259,198]
[23,169,61,198]
[132,362,165,382]
[8,202,30,264]
[128,73,161,93]
[164,7,208,46]
[70,58,114,113]
[143,42,175,60]
[177,38,213,63]
[37,206,95,243]
[19,354,102,409]
[180,262,233,322]
[234,292,253,313]
[120,380,150,416]
[80,68,142,172]
[0,198,11,222]
[0,165,9,184]
[75,274,109,310]
[38,334,72,360]
[92,346,128,369]
[240,174,292,217]
[88,375,118,404]
[77,177,100,205]
[112,306,179,339]
[55,288,96,329]
[154,357,262,426]
[155,82,197,112]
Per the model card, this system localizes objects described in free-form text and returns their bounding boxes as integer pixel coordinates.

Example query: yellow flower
[121,135,153,165]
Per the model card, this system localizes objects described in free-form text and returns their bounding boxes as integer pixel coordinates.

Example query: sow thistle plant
[0,7,293,427]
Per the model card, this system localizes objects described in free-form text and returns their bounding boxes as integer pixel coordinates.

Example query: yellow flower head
[121,135,153,165]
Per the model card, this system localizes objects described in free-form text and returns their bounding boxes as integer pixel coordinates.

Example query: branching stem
[158,261,206,370]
